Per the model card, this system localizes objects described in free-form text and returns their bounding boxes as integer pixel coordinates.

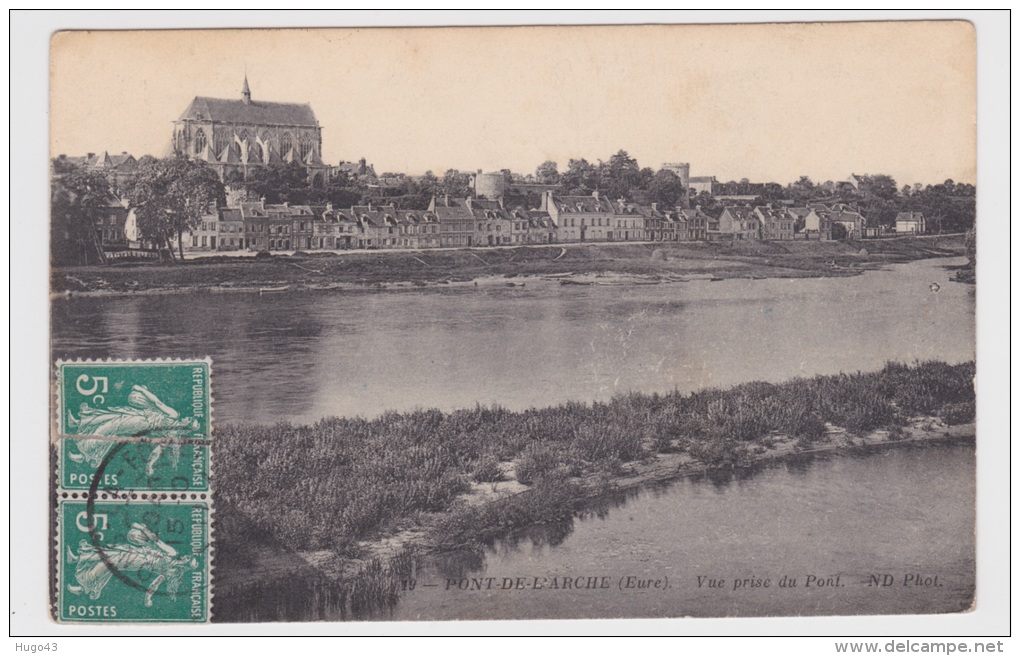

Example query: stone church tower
[171,75,330,186]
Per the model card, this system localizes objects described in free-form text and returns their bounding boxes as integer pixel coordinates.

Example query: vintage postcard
[46,21,981,626]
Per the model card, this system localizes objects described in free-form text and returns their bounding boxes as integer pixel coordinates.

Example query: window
[201,236,207,247]
[280,132,293,156]
[194,129,207,153]
[252,142,264,164]
[300,139,314,160]
[214,133,230,156]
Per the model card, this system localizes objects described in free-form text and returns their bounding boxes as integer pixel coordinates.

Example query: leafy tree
[244,161,311,204]
[535,160,559,185]
[864,174,898,200]
[646,169,686,209]
[689,190,721,216]
[441,169,472,197]
[50,162,114,265]
[560,158,598,194]
[325,185,362,209]
[598,150,642,199]
[753,183,786,205]
[131,156,224,261]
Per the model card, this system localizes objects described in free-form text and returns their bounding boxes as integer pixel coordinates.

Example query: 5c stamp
[53,359,214,623]
[58,498,211,622]
[56,360,211,492]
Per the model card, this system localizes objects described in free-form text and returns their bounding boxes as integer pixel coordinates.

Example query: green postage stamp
[56,360,211,492]
[57,499,211,622]
[53,359,214,623]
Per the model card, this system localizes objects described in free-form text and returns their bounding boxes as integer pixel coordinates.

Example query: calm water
[384,441,975,620]
[52,258,974,424]
[51,256,976,621]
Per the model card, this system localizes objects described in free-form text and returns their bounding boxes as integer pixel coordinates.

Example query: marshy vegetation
[214,360,974,565]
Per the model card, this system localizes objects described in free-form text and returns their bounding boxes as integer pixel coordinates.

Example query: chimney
[651,202,658,212]
[326,202,333,212]
[443,194,450,207]
[259,196,266,209]
[591,190,599,201]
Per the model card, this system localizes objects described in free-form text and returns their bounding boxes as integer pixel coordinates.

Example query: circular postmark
[79,442,210,603]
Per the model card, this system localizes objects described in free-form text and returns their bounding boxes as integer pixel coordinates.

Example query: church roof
[178,96,318,127]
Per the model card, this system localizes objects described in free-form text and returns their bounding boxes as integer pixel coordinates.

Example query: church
[171,76,331,186]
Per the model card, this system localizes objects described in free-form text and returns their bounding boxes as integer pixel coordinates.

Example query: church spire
[242,71,251,105]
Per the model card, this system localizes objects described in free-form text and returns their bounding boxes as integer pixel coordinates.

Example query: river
[385,440,975,620]
[51,256,976,621]
[52,257,974,424]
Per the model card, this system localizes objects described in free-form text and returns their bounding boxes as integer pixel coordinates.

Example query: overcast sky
[50,22,975,187]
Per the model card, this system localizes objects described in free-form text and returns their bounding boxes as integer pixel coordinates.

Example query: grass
[214,360,975,563]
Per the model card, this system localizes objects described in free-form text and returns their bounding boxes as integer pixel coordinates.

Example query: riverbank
[211,360,975,619]
[53,235,966,297]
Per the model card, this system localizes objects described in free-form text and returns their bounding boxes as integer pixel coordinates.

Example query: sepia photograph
[12,10,1010,641]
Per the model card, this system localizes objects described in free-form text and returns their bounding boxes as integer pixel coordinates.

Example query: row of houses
[180,191,716,253]
[84,191,929,255]
[716,203,870,240]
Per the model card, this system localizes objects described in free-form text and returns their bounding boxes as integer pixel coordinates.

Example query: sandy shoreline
[52,237,967,299]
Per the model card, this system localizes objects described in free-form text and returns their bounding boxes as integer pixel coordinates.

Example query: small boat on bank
[259,285,291,295]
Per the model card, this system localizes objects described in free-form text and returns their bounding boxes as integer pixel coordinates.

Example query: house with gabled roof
[428,196,475,247]
[819,205,867,239]
[464,198,514,247]
[350,203,400,249]
[677,207,710,241]
[717,206,761,240]
[317,205,361,249]
[754,206,796,241]
[541,190,617,243]
[895,212,926,234]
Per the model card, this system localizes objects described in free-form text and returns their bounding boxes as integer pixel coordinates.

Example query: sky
[50,22,975,187]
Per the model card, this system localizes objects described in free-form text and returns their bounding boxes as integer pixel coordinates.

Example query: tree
[441,169,472,197]
[561,158,598,194]
[598,150,642,199]
[51,162,114,266]
[646,169,686,209]
[244,161,311,204]
[865,174,898,200]
[689,190,721,216]
[131,156,224,261]
[786,176,816,204]
[325,184,362,209]
[535,160,559,185]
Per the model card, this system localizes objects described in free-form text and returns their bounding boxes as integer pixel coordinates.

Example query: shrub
[940,401,976,425]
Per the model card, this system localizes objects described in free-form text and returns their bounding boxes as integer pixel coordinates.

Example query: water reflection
[385,441,974,622]
[52,258,975,425]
